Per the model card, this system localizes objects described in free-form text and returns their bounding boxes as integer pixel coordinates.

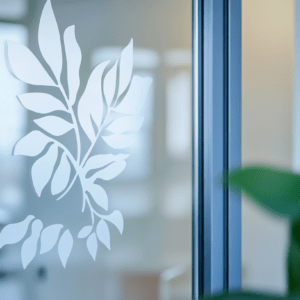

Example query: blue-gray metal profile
[192,0,241,298]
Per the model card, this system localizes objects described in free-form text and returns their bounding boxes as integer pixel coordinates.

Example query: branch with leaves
[0,0,152,268]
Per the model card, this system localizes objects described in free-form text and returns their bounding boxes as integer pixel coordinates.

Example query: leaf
[117,39,133,98]
[6,40,55,86]
[85,183,108,211]
[84,154,129,173]
[105,211,124,235]
[113,76,152,115]
[58,229,73,268]
[102,134,136,149]
[78,226,93,239]
[91,160,126,181]
[51,153,71,195]
[96,220,110,250]
[64,25,81,106]
[18,93,66,114]
[38,0,62,80]
[31,144,58,197]
[104,60,118,107]
[21,219,43,269]
[14,131,52,157]
[78,61,109,141]
[229,165,300,219]
[0,215,35,248]
[106,116,144,134]
[34,116,73,136]
[40,224,63,254]
[86,233,98,261]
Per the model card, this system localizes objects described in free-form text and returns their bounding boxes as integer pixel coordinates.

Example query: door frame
[192,0,241,297]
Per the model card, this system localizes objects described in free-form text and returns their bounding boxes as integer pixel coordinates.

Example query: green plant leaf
[228,165,300,219]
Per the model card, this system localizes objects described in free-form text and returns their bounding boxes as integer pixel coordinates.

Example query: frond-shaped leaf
[86,233,98,260]
[106,116,144,134]
[96,220,110,250]
[85,181,108,211]
[64,25,81,106]
[78,226,93,239]
[78,61,109,141]
[117,39,133,98]
[90,160,126,181]
[40,224,63,254]
[31,144,58,197]
[104,60,118,107]
[51,153,71,195]
[58,229,73,268]
[6,40,55,86]
[102,134,136,149]
[113,75,152,114]
[21,219,43,269]
[38,0,62,80]
[105,211,124,235]
[13,131,52,157]
[18,93,67,114]
[0,215,35,248]
[34,116,73,136]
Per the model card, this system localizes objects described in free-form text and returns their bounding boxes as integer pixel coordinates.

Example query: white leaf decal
[64,25,81,106]
[0,215,35,248]
[102,134,136,149]
[86,233,98,261]
[34,116,73,136]
[113,76,152,115]
[105,211,124,235]
[6,40,55,86]
[78,61,109,141]
[84,154,129,173]
[91,160,126,181]
[58,229,73,268]
[31,144,58,197]
[38,0,62,80]
[51,153,71,195]
[104,60,118,107]
[86,183,108,211]
[40,224,63,254]
[21,219,43,269]
[96,220,110,250]
[18,93,66,114]
[106,116,144,134]
[78,226,93,239]
[117,39,133,98]
[14,131,52,157]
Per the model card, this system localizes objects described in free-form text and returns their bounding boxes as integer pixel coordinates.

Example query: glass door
[0,1,192,299]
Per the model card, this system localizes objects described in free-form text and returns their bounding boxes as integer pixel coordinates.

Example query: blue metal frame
[192,0,241,298]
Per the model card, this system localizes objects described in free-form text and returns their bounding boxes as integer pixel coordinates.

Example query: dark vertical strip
[192,0,204,298]
[223,0,229,293]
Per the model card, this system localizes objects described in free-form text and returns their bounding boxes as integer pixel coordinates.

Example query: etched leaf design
[86,182,108,211]
[18,93,66,114]
[91,160,126,181]
[105,211,124,235]
[13,131,52,157]
[6,40,55,86]
[64,25,81,106]
[86,233,98,261]
[113,76,152,114]
[104,60,118,107]
[102,134,136,149]
[40,224,63,254]
[0,215,35,248]
[34,116,73,136]
[117,39,133,98]
[78,61,109,141]
[31,144,58,197]
[58,229,73,268]
[38,0,62,80]
[78,226,93,239]
[96,220,110,250]
[51,153,71,195]
[106,116,144,134]
[21,219,43,269]
[84,154,129,173]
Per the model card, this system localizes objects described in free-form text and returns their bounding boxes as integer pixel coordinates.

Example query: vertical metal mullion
[192,0,204,299]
